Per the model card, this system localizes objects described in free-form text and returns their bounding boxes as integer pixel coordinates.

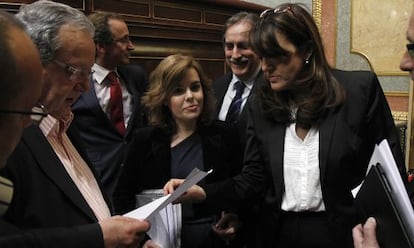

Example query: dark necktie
[225,81,246,123]
[107,71,126,135]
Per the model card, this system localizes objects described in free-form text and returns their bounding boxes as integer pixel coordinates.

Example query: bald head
[0,10,43,168]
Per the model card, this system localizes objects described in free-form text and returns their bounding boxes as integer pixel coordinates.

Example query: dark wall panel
[1,0,266,80]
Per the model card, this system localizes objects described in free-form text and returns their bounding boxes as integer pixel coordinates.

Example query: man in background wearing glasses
[0,13,45,170]
[72,12,148,201]
[0,1,151,247]
[0,9,44,209]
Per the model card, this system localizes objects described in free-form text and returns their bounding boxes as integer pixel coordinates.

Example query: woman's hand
[163,178,207,203]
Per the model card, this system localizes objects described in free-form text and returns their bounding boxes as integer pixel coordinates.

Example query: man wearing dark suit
[352,4,414,248]
[72,12,148,199]
[211,13,262,247]
[0,9,45,245]
[0,2,150,247]
[213,12,261,143]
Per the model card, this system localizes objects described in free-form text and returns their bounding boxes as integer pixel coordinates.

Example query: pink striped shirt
[39,112,111,221]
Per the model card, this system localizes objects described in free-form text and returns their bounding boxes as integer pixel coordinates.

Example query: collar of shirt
[231,66,261,90]
[92,63,119,86]
[39,111,74,138]
[230,76,251,91]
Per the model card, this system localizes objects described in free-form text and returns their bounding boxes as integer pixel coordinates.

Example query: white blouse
[281,123,326,212]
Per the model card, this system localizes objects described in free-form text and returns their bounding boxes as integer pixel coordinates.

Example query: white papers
[124,168,212,220]
[123,168,212,248]
[136,190,181,248]
[355,140,414,240]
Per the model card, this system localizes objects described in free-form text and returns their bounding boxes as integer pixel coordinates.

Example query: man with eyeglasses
[0,9,44,198]
[72,11,148,201]
[0,1,151,248]
[352,3,414,248]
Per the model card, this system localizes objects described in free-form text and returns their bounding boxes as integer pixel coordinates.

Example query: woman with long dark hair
[165,3,407,248]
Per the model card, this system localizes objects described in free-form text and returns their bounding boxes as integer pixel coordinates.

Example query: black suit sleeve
[0,221,104,248]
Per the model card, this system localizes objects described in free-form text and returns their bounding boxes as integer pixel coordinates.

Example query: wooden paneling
[92,0,150,17]
[0,0,266,79]
[90,0,266,78]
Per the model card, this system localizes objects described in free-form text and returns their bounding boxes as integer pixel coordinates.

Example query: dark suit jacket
[113,120,243,215]
[205,70,407,248]
[0,219,102,248]
[212,72,263,147]
[72,64,148,199]
[0,124,110,248]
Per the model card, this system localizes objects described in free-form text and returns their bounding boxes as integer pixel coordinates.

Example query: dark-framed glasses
[53,60,93,82]
[0,102,48,123]
[407,43,414,58]
[260,6,293,18]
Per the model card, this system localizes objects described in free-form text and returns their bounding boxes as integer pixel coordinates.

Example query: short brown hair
[89,11,125,45]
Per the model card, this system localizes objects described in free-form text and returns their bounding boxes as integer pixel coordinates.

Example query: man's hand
[142,239,160,248]
[99,215,150,248]
[163,178,207,203]
[212,212,241,245]
[352,217,380,248]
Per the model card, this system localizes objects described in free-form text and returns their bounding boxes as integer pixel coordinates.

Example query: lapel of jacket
[118,69,141,138]
[23,125,98,222]
[78,78,112,124]
[214,73,232,113]
[318,108,339,188]
[267,122,286,201]
[199,126,221,173]
[151,129,172,180]
[239,72,264,121]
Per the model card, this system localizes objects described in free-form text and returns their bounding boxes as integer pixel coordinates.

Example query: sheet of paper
[134,190,181,248]
[124,168,212,220]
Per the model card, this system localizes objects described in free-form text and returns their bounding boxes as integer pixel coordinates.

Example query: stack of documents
[354,140,414,248]
[123,168,212,247]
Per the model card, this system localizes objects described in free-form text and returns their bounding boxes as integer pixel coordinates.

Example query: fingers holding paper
[163,178,207,203]
[99,215,150,248]
[352,217,380,248]
[142,239,161,248]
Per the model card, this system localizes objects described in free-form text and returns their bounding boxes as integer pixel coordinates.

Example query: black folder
[355,164,414,248]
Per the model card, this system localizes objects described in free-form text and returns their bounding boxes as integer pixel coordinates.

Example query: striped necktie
[225,81,246,123]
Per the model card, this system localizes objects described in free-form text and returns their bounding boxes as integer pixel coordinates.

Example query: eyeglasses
[260,6,294,18]
[407,43,414,58]
[113,35,131,44]
[0,102,48,123]
[53,60,93,82]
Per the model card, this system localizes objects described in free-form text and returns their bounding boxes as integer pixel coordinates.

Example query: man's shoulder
[212,73,233,94]
[117,64,148,91]
[332,69,376,84]
[118,64,146,77]
[212,72,232,84]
